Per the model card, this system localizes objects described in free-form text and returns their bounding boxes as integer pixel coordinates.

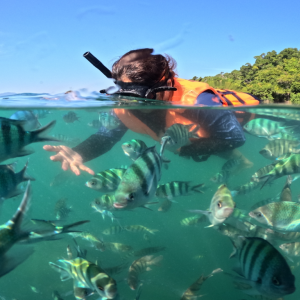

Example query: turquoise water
[1,93,300,300]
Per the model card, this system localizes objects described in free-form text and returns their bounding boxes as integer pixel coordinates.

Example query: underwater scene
[1,93,300,300]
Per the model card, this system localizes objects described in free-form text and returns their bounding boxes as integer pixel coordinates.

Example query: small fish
[125,225,158,235]
[210,170,231,184]
[259,140,300,160]
[259,153,300,186]
[91,195,116,211]
[10,110,41,131]
[133,246,166,257]
[86,168,126,193]
[95,209,119,223]
[180,268,222,300]
[52,291,64,300]
[0,118,57,163]
[0,161,35,200]
[50,242,118,299]
[29,286,40,293]
[54,198,72,220]
[122,139,148,161]
[127,255,163,290]
[269,132,298,141]
[156,181,204,200]
[180,215,206,226]
[222,157,242,171]
[68,232,104,250]
[99,112,121,130]
[231,181,262,196]
[251,163,277,182]
[230,237,295,298]
[279,242,300,257]
[51,134,81,146]
[158,199,172,212]
[102,226,125,235]
[31,109,51,119]
[249,201,300,232]
[188,184,235,226]
[244,118,294,138]
[88,119,102,129]
[163,123,200,153]
[104,242,133,253]
[63,111,80,123]
[114,143,168,210]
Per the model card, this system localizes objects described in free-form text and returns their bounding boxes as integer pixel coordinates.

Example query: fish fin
[191,183,205,194]
[230,190,239,197]
[232,265,244,277]
[5,188,23,199]
[17,160,36,182]
[205,224,215,228]
[0,246,34,278]
[49,262,71,281]
[60,220,90,233]
[146,267,152,271]
[15,148,35,157]
[30,120,59,143]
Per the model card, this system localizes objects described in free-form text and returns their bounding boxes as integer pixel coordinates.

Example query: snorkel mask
[84,51,177,99]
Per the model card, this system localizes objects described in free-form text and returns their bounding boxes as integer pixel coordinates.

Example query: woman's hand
[43,145,95,176]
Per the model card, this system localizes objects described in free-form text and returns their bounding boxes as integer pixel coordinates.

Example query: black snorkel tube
[83,51,177,98]
[83,52,112,79]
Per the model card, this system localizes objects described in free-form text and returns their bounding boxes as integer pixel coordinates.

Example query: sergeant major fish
[188,184,235,227]
[99,112,121,130]
[259,139,300,160]
[0,117,57,163]
[162,123,200,153]
[279,242,300,258]
[114,144,167,210]
[229,237,295,298]
[49,242,118,299]
[122,139,147,161]
[63,111,80,123]
[155,181,204,200]
[86,168,126,193]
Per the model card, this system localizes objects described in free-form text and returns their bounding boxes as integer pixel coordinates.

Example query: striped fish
[122,139,148,161]
[230,237,295,298]
[0,117,57,163]
[243,118,294,138]
[49,247,118,300]
[91,194,116,211]
[114,146,163,210]
[249,201,300,232]
[259,153,300,186]
[163,123,200,153]
[180,215,206,226]
[188,184,235,226]
[231,181,262,197]
[259,140,300,160]
[269,132,298,141]
[156,181,204,200]
[251,164,277,182]
[210,170,231,184]
[85,167,126,193]
[133,246,166,257]
[127,255,163,290]
[102,226,125,235]
[125,225,158,235]
[181,268,222,300]
[104,242,133,253]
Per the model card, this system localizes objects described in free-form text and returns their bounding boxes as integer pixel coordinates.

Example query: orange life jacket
[114,78,260,141]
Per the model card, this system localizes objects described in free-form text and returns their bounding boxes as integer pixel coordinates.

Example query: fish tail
[191,183,205,194]
[230,190,239,197]
[49,262,71,281]
[30,120,59,143]
[149,255,163,266]
[60,220,90,233]
[7,181,32,240]
[18,160,36,182]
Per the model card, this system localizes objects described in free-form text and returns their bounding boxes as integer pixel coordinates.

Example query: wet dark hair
[111,48,177,86]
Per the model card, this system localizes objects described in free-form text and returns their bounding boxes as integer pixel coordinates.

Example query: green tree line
[192,48,300,103]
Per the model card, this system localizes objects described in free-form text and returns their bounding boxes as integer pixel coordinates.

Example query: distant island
[192,48,300,104]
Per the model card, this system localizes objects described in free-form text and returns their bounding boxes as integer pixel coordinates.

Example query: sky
[1,0,299,94]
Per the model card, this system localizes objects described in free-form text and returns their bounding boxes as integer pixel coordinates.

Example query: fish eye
[95,200,100,204]
[217,201,222,208]
[272,276,281,286]
[90,180,96,186]
[98,286,104,291]
[128,194,134,202]
[255,212,262,217]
